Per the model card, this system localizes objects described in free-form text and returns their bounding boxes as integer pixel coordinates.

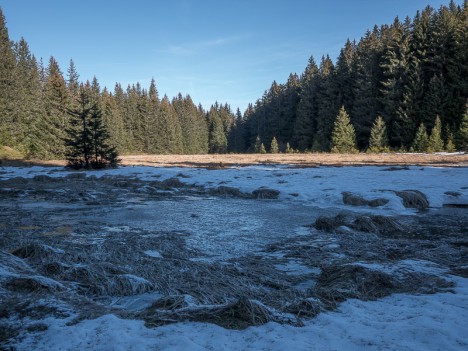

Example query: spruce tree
[270,137,279,153]
[285,142,293,153]
[67,59,80,98]
[456,103,468,151]
[0,7,17,148]
[65,84,119,169]
[368,116,389,153]
[428,115,444,152]
[207,105,227,153]
[44,56,70,157]
[411,123,429,152]
[331,106,358,153]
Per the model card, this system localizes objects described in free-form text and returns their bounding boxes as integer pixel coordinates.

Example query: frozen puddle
[274,260,321,276]
[105,197,328,261]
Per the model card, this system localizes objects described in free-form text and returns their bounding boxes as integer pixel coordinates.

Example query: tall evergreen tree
[44,56,70,157]
[331,106,358,153]
[67,59,80,98]
[314,55,338,151]
[65,84,119,168]
[207,105,227,153]
[13,39,52,158]
[456,103,468,151]
[294,56,319,150]
[159,95,183,154]
[0,7,17,147]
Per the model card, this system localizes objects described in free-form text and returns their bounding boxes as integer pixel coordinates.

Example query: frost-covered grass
[14,275,468,351]
[1,164,467,350]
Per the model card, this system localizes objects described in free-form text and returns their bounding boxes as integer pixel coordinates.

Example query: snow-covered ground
[1,164,467,351]
[1,164,467,214]
[14,276,468,351]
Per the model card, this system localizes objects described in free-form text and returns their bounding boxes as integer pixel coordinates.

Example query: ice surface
[2,164,467,215]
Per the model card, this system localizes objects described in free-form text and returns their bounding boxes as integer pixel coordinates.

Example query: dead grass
[118,153,468,168]
[2,152,467,168]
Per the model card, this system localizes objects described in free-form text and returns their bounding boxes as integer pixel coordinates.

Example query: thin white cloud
[157,34,250,56]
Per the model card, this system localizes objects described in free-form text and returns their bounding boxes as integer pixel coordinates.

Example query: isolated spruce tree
[456,104,468,151]
[65,84,119,169]
[331,106,358,153]
[270,137,279,153]
[411,123,429,152]
[368,116,389,153]
[428,116,444,152]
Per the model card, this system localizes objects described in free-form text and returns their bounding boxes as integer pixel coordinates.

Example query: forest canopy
[0,1,467,158]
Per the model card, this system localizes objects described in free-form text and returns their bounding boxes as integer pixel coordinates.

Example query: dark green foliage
[44,56,70,157]
[0,7,18,148]
[1,2,467,157]
[456,103,468,151]
[368,116,389,153]
[238,2,467,154]
[208,104,228,153]
[65,84,119,169]
[411,123,429,152]
[331,107,358,153]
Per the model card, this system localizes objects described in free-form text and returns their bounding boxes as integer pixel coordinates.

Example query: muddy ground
[0,170,467,347]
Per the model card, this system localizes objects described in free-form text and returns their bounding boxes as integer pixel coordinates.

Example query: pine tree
[294,56,319,150]
[270,137,279,153]
[67,59,80,98]
[159,95,183,154]
[13,39,52,158]
[368,116,389,152]
[428,115,444,152]
[65,84,119,169]
[0,7,17,148]
[331,106,358,153]
[285,142,293,153]
[208,105,227,153]
[411,122,429,152]
[456,103,468,151]
[259,143,266,154]
[44,56,70,157]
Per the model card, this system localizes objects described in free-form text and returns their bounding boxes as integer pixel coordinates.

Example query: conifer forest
[0,1,467,160]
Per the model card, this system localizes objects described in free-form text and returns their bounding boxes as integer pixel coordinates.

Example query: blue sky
[0,0,461,112]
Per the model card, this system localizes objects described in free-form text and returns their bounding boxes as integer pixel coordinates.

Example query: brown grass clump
[395,190,430,210]
[141,297,273,330]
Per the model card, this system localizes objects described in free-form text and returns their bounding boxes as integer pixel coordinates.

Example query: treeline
[232,1,468,152]
[0,7,237,158]
[1,2,467,159]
